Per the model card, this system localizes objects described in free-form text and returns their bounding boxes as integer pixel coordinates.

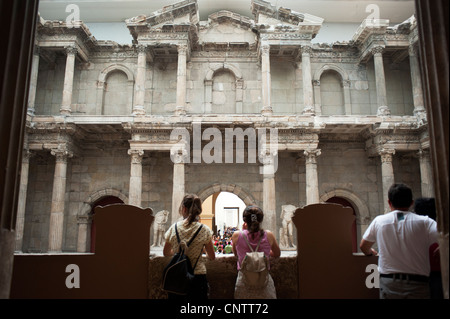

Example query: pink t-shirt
[235,230,271,270]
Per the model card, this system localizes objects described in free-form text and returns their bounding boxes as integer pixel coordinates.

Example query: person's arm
[231,231,240,257]
[359,239,377,256]
[205,240,216,260]
[266,230,281,258]
[163,241,173,257]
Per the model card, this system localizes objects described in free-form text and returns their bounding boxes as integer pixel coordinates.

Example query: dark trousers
[168,274,209,301]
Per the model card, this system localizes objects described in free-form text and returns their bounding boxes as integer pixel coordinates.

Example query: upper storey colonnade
[27,0,425,122]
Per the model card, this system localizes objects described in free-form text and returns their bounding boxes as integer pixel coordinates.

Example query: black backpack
[161,223,203,295]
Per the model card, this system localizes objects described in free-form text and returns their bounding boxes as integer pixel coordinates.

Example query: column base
[414,107,427,125]
[175,106,186,116]
[302,106,315,116]
[132,106,146,116]
[377,105,391,116]
[261,106,273,116]
[59,107,71,116]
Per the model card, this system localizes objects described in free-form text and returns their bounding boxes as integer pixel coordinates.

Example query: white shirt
[363,210,438,276]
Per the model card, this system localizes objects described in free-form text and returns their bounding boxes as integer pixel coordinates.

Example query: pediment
[251,0,323,28]
[126,0,199,29]
[198,11,257,46]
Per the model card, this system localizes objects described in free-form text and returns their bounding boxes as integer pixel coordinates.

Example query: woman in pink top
[231,206,281,299]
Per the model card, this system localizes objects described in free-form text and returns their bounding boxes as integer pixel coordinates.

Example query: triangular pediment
[126,0,199,29]
[198,11,256,46]
[251,0,323,28]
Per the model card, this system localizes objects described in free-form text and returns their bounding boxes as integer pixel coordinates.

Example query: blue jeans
[379,276,430,299]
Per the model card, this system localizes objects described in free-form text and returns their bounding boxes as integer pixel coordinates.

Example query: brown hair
[180,194,202,225]
[243,205,264,236]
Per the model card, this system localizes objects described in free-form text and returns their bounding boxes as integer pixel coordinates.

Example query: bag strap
[175,223,203,246]
[242,231,263,252]
[175,223,204,271]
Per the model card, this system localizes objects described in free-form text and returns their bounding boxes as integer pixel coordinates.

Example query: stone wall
[148,254,298,299]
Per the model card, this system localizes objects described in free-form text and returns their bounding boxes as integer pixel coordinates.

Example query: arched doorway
[89,196,124,252]
[326,197,357,252]
[201,191,246,236]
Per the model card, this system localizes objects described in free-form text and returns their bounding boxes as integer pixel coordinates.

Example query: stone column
[296,156,307,206]
[379,149,395,213]
[48,149,73,252]
[133,44,147,115]
[76,215,91,253]
[409,45,426,122]
[128,149,144,207]
[418,149,435,197]
[60,45,77,115]
[342,80,352,114]
[304,149,321,204]
[312,80,322,115]
[27,47,40,116]
[15,150,33,252]
[260,150,277,232]
[171,148,187,223]
[371,46,390,116]
[301,46,315,115]
[260,44,272,115]
[175,44,188,116]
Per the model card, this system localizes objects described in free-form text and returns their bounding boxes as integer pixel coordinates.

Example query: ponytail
[180,194,202,225]
[243,205,264,236]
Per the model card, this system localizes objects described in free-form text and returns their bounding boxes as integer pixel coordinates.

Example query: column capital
[50,149,73,162]
[22,149,35,163]
[76,215,92,224]
[370,46,384,56]
[301,45,313,55]
[260,44,270,55]
[177,44,188,55]
[342,79,351,88]
[170,148,189,164]
[379,148,395,163]
[128,149,144,164]
[417,148,430,159]
[136,44,148,54]
[65,45,78,56]
[304,149,321,164]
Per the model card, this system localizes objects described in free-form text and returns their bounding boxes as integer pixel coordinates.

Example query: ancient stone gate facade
[16,0,433,253]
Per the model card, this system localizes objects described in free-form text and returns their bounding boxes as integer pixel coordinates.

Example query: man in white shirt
[360,183,438,299]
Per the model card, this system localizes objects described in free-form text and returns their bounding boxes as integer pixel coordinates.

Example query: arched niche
[319,189,370,252]
[97,64,134,115]
[204,63,244,114]
[76,188,128,252]
[313,64,352,115]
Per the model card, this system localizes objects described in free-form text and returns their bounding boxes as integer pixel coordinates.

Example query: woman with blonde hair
[231,205,281,299]
[163,194,215,300]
